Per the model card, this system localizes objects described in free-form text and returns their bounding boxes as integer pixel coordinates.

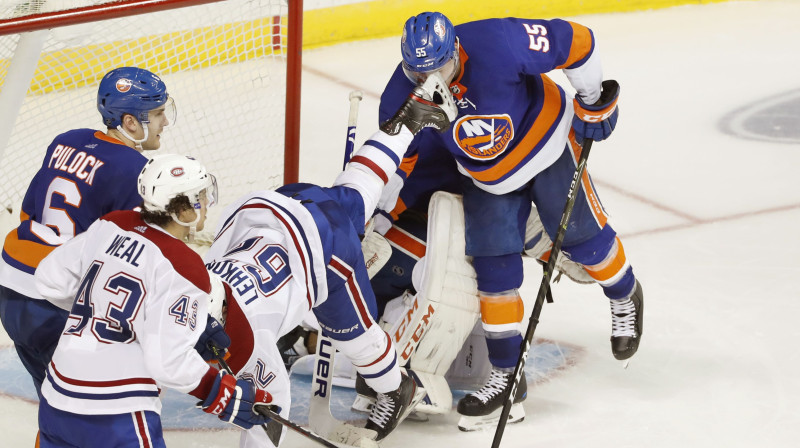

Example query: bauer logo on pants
[452,114,514,160]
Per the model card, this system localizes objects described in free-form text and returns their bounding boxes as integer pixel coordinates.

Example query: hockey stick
[209,348,340,448]
[490,138,594,448]
[342,90,364,169]
[309,334,379,448]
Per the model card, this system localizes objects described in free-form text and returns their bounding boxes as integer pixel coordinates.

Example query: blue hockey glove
[194,315,231,362]
[572,80,620,142]
[198,371,274,430]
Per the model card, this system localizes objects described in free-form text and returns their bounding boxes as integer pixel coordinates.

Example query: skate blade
[329,424,379,448]
[621,358,632,369]
[457,403,525,432]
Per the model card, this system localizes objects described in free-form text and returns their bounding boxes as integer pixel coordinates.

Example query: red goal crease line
[0,1,286,95]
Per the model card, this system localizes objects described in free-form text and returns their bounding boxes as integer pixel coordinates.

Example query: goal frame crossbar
[0,0,301,184]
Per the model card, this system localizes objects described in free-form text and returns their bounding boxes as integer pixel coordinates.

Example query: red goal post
[0,0,301,240]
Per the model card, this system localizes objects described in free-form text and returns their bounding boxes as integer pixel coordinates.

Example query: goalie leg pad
[401,192,481,414]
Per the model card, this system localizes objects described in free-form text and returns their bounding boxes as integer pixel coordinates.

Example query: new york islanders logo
[452,114,514,160]
[115,78,132,93]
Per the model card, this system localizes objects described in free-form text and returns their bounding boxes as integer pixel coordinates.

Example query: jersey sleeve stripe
[363,138,401,166]
[558,22,595,69]
[350,155,389,184]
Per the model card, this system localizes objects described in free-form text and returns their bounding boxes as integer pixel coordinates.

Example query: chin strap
[170,209,201,242]
[116,124,148,150]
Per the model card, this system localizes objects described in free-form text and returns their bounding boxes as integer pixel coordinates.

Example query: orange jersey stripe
[3,229,56,269]
[397,153,418,178]
[384,225,426,259]
[569,131,608,227]
[388,196,408,221]
[480,293,524,325]
[464,76,562,183]
[93,130,127,145]
[557,22,594,69]
[584,237,627,282]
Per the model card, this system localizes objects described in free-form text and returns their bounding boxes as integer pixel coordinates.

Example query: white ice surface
[2,1,799,447]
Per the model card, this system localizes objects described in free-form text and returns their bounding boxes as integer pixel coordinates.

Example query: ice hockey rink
[2,0,799,446]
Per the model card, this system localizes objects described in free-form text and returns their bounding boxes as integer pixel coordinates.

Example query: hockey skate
[364,372,425,440]
[352,373,429,422]
[380,72,458,135]
[456,367,527,432]
[610,280,644,365]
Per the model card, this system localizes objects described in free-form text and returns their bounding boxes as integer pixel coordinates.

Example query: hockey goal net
[0,0,301,242]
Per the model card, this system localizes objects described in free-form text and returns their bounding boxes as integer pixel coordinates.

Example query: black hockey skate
[352,373,377,413]
[610,280,644,362]
[364,372,421,440]
[380,72,458,136]
[456,367,527,432]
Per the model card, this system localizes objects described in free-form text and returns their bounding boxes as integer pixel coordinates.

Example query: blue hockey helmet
[97,67,172,128]
[401,12,457,82]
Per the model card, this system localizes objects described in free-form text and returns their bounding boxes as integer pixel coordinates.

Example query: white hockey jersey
[35,210,215,416]
[204,191,329,447]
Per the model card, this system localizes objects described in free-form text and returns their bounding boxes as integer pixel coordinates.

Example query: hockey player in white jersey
[34,154,274,448]
[202,73,457,445]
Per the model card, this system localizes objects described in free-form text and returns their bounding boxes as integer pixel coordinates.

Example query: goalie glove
[198,371,275,430]
[572,79,620,142]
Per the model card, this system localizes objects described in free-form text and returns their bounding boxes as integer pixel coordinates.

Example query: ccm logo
[212,388,232,415]
[400,304,436,361]
[171,167,184,177]
[578,109,616,123]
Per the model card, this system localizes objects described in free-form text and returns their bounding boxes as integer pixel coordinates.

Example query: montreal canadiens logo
[115,78,132,93]
[452,114,515,160]
[171,167,185,177]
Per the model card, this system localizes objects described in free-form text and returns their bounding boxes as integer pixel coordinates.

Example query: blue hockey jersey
[0,129,147,298]
[379,18,603,196]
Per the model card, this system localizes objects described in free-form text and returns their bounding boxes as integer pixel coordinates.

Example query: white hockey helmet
[138,154,217,213]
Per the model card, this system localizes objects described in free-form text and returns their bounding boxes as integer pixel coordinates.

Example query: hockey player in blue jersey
[379,12,644,429]
[0,66,176,400]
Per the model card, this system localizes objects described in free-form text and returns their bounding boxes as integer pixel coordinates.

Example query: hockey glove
[572,80,620,142]
[194,315,231,362]
[199,371,274,430]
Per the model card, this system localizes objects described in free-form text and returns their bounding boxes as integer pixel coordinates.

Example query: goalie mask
[138,154,217,234]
